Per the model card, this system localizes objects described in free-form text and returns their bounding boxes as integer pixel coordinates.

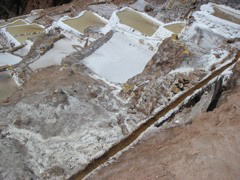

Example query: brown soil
[90,85,240,180]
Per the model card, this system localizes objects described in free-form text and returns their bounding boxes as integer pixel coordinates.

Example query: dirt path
[90,85,240,180]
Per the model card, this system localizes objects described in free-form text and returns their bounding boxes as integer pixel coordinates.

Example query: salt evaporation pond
[213,5,240,24]
[0,72,17,101]
[6,24,45,43]
[83,32,155,83]
[164,23,185,34]
[0,19,27,28]
[63,11,107,34]
[117,8,159,36]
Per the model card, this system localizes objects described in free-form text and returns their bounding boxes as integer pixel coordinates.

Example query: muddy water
[5,19,27,27]
[0,18,24,27]
[117,9,159,36]
[15,33,43,43]
[164,23,185,34]
[71,51,240,180]
[0,72,17,101]
[6,24,45,43]
[213,6,240,24]
[63,11,106,34]
[0,19,27,27]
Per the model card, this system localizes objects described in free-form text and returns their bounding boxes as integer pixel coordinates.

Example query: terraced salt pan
[14,33,43,43]
[116,8,159,36]
[164,23,185,34]
[29,38,82,70]
[63,11,107,34]
[83,32,155,83]
[1,19,28,28]
[190,5,240,40]
[14,41,33,57]
[0,53,22,66]
[88,4,118,19]
[213,5,240,25]
[6,24,45,43]
[0,72,17,101]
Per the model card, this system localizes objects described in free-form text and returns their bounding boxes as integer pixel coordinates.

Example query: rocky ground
[89,63,240,180]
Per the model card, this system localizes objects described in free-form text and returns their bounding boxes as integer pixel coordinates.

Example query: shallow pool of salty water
[14,33,42,43]
[6,19,27,27]
[0,19,27,28]
[213,6,240,24]
[117,9,159,36]
[63,11,106,34]
[6,24,45,43]
[164,23,185,34]
[0,72,17,101]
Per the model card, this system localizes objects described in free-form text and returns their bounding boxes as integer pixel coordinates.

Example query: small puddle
[63,11,106,34]
[6,24,45,43]
[0,71,18,102]
[71,51,240,180]
[164,23,185,34]
[117,8,159,36]
[213,6,240,24]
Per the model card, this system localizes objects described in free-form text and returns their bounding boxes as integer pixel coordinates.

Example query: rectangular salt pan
[117,9,159,36]
[63,11,106,34]
[83,32,155,83]
[6,24,45,43]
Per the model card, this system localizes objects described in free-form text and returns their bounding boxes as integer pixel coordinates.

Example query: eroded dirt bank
[90,83,240,180]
